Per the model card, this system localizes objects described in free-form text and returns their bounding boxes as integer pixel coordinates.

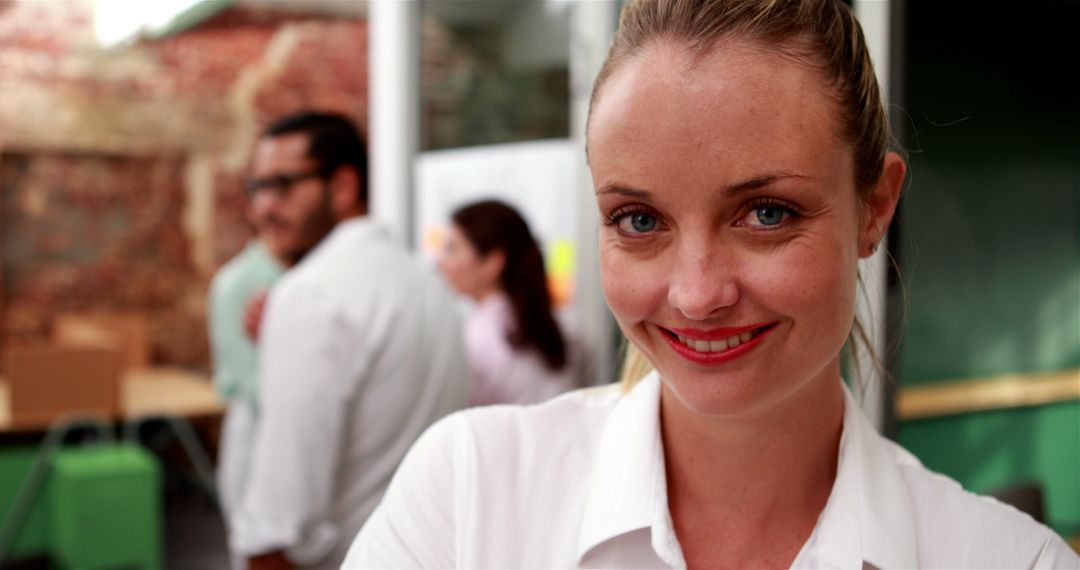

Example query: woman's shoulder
[883,440,1077,567]
[404,384,624,467]
[344,384,626,568]
[450,383,624,455]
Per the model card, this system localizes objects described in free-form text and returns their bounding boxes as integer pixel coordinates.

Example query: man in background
[229,111,468,569]
[208,108,351,564]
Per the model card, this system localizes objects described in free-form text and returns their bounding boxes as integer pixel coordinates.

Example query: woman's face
[589,40,877,418]
[438,224,498,301]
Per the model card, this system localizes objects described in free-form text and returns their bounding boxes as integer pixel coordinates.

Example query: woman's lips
[658,322,778,365]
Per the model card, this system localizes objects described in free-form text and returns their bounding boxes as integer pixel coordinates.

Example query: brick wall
[0,2,368,370]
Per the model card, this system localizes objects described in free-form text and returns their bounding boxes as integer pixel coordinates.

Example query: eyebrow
[596,185,652,198]
[596,172,811,199]
[723,172,811,197]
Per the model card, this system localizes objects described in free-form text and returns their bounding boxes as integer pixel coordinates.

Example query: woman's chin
[657,366,780,418]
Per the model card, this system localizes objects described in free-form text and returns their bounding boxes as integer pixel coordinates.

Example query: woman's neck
[660,368,844,568]
[471,285,503,304]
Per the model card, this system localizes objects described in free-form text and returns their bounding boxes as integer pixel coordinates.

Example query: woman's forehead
[588,39,847,186]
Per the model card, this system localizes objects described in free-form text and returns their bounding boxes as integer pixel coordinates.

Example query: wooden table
[0,367,224,433]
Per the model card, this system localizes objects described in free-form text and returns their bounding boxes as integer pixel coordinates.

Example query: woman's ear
[859,151,906,258]
[481,250,507,285]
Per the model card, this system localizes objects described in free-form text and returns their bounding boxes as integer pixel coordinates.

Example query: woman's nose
[666,244,740,321]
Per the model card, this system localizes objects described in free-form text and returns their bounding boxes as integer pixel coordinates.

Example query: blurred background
[0,0,1076,567]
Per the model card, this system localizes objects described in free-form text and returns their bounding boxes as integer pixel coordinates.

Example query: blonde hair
[591,0,895,390]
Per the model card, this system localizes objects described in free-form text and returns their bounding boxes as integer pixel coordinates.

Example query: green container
[0,446,51,558]
[49,445,162,570]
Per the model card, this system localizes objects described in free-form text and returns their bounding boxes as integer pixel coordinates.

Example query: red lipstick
[658,322,778,366]
[666,322,773,340]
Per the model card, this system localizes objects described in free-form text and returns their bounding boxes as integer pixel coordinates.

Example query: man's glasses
[245,170,326,198]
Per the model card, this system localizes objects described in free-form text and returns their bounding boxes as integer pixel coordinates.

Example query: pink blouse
[465,293,577,406]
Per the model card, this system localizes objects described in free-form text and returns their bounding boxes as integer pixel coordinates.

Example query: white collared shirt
[344,372,1078,569]
[230,218,469,568]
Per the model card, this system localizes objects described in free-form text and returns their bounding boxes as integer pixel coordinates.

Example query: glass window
[421,0,571,150]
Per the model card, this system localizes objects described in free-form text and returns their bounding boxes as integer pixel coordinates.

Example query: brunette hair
[587,0,894,388]
[452,200,568,371]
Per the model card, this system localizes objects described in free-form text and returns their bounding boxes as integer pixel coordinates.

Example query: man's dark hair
[263,111,369,205]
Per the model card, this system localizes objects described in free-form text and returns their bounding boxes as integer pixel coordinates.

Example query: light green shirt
[208,240,284,405]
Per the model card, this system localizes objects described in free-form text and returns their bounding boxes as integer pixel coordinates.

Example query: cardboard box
[5,345,122,429]
[52,312,150,372]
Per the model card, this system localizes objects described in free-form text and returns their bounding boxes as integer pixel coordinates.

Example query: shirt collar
[795,385,919,568]
[475,291,511,316]
[577,375,919,569]
[841,384,919,569]
[577,371,683,566]
[303,216,389,260]
[329,216,386,240]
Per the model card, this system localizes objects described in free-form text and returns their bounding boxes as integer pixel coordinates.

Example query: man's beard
[285,187,337,266]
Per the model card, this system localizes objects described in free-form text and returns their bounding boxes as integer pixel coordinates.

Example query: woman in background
[438,200,578,406]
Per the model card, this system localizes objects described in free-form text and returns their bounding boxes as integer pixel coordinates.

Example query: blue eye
[755,206,786,226]
[614,211,659,234]
[738,201,799,228]
[629,213,657,232]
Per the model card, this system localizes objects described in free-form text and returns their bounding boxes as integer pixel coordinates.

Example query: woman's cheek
[760,238,856,340]
[600,242,664,325]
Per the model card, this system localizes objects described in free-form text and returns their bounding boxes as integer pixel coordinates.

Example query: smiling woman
[342,1,1079,568]
[590,33,885,424]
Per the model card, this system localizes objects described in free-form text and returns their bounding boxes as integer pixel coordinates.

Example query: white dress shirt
[344,371,1078,569]
[465,292,577,406]
[207,239,282,521]
[231,218,469,568]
